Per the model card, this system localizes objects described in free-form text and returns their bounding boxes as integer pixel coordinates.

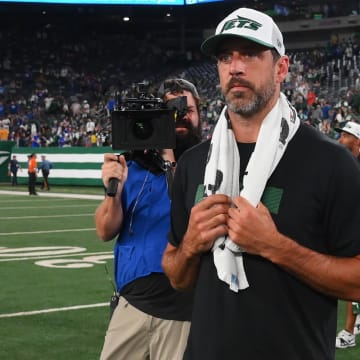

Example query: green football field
[0,186,113,360]
[0,186,359,359]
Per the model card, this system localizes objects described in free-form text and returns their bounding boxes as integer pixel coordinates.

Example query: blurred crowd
[0,21,360,148]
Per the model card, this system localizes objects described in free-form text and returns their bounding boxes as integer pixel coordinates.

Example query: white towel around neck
[204,93,300,292]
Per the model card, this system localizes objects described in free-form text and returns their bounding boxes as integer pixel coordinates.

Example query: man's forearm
[267,233,360,301]
[95,196,123,241]
[162,243,201,291]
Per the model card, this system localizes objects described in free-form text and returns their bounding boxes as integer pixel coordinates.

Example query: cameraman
[95,79,201,360]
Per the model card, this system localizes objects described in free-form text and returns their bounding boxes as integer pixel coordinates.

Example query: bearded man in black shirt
[162,7,360,360]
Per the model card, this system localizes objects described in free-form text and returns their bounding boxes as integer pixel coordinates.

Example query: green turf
[0,190,114,359]
[0,188,359,359]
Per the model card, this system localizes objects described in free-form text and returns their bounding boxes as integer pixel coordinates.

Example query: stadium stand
[0,0,360,146]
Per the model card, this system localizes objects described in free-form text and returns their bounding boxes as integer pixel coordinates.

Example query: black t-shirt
[169,124,360,360]
[121,273,193,321]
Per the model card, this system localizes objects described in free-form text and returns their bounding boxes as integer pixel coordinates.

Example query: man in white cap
[334,121,360,349]
[335,121,360,163]
[162,7,360,359]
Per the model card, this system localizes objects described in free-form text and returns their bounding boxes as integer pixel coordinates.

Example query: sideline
[0,303,108,318]
[0,190,104,200]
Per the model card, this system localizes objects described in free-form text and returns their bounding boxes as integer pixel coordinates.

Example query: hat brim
[334,127,359,138]
[201,33,276,56]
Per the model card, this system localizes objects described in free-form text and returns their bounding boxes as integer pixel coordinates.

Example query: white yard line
[0,251,113,262]
[0,228,96,236]
[0,199,76,203]
[0,190,103,200]
[0,303,109,318]
[1,205,97,210]
[3,213,94,220]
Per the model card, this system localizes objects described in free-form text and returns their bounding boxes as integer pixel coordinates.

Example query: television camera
[107,83,188,197]
[111,82,188,150]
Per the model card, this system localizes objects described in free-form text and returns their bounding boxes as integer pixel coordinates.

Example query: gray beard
[225,82,276,118]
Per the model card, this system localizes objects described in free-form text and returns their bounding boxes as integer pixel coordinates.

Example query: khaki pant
[100,297,191,360]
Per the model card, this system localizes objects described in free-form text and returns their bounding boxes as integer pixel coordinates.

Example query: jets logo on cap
[220,16,262,34]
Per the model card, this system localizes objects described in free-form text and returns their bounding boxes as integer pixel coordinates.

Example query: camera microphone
[106,178,119,197]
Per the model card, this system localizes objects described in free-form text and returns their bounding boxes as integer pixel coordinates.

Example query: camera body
[111,83,187,150]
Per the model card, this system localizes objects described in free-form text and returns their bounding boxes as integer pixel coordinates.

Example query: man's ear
[276,56,289,84]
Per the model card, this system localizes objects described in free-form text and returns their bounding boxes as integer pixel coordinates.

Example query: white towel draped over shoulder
[204,93,300,292]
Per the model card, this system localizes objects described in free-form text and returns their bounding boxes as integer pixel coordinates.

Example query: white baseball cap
[201,8,285,56]
[335,121,360,139]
